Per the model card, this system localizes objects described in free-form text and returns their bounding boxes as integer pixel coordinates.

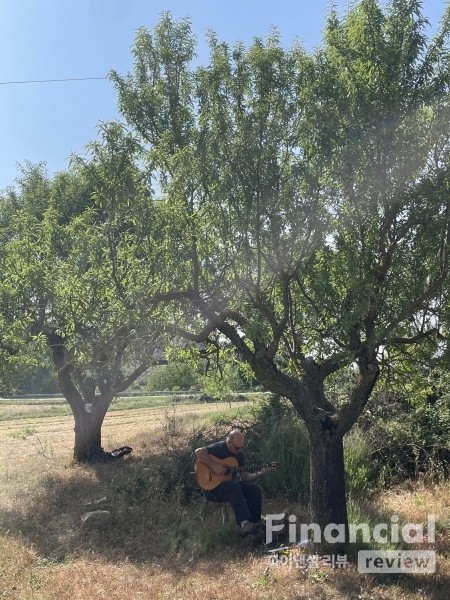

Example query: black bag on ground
[85,441,132,463]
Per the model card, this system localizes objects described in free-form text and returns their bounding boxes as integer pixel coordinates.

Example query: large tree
[111,1,450,538]
[1,125,169,460]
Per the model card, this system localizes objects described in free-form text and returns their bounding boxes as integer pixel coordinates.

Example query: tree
[0,347,59,395]
[111,1,450,539]
[1,126,170,460]
[146,363,198,391]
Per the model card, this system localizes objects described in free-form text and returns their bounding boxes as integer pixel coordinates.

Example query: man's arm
[195,446,226,475]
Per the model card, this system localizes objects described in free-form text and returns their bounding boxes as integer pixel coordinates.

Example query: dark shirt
[206,440,245,467]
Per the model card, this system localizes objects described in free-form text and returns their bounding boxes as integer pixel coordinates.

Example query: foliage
[343,429,373,493]
[156,417,224,504]
[340,378,450,492]
[0,165,50,395]
[361,388,450,485]
[145,363,198,391]
[241,395,310,499]
[198,363,243,400]
[0,347,59,396]
[7,426,37,440]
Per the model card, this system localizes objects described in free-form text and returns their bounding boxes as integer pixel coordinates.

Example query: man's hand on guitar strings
[211,463,227,475]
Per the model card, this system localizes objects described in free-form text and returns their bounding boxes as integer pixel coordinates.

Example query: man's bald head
[226,429,244,453]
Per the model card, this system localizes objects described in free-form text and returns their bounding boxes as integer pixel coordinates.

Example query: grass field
[0,392,215,422]
[0,397,449,599]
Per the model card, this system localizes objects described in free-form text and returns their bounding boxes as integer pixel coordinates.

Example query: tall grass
[343,429,373,494]
[257,419,310,499]
[204,394,311,500]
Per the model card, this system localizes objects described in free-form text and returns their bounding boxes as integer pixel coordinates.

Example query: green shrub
[146,363,198,391]
[360,389,450,485]
[7,426,37,440]
[218,394,310,500]
[256,417,310,499]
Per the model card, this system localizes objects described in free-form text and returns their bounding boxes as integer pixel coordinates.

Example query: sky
[0,0,446,191]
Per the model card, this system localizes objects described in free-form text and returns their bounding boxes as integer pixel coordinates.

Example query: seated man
[195,429,266,536]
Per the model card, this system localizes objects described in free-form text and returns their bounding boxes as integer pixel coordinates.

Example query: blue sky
[0,0,445,190]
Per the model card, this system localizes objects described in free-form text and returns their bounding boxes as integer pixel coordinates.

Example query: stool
[202,499,230,525]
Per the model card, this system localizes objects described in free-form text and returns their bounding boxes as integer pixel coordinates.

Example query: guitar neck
[230,464,266,474]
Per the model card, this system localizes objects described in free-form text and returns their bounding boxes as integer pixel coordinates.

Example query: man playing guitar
[195,429,268,536]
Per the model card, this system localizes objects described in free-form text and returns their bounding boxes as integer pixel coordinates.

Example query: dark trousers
[204,480,262,525]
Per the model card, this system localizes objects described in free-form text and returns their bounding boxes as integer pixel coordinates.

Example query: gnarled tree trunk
[57,368,112,461]
[307,419,348,543]
[46,328,153,461]
[71,396,109,461]
[49,333,113,461]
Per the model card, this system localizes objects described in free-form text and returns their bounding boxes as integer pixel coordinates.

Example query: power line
[0,76,107,85]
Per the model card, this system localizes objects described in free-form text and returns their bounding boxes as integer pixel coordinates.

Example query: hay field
[0,400,238,460]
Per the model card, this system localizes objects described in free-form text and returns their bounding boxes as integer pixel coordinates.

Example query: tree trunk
[307,420,348,548]
[49,334,104,461]
[47,331,145,462]
[72,403,105,462]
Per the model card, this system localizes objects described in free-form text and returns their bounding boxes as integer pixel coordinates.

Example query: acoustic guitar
[195,455,279,490]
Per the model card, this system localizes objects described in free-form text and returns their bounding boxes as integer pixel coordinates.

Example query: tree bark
[307,418,348,547]
[48,333,112,461]
[46,330,150,461]
[72,402,105,462]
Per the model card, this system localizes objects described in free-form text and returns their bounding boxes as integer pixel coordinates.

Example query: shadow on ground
[1,456,449,598]
[0,454,255,574]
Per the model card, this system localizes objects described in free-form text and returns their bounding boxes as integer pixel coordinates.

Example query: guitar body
[194,455,279,491]
[195,455,239,490]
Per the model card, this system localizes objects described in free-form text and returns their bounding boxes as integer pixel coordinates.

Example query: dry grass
[0,401,449,599]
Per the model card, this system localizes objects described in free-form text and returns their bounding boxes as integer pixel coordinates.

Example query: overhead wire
[0,76,107,85]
